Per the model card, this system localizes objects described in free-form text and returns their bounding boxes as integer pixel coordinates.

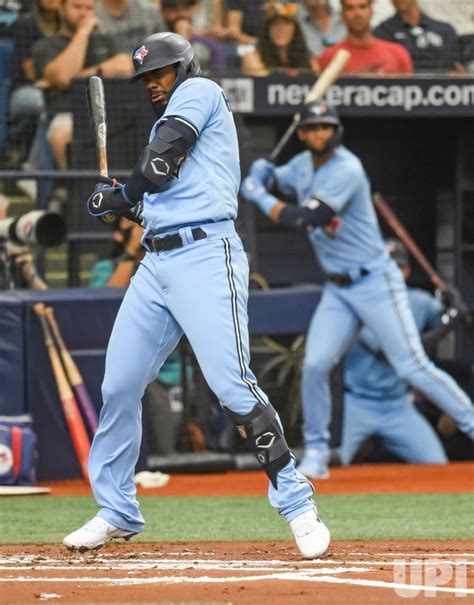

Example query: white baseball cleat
[63,516,136,552]
[289,508,331,559]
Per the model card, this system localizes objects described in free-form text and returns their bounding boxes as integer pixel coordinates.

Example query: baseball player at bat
[64,32,329,558]
[240,100,474,479]
[340,239,471,466]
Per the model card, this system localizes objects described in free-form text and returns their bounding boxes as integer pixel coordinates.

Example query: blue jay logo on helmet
[133,45,149,65]
[310,104,328,116]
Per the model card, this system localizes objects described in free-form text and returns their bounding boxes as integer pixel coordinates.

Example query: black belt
[326,268,370,287]
[146,227,207,253]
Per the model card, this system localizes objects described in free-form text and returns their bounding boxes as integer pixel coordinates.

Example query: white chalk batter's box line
[1,558,474,571]
[0,555,472,596]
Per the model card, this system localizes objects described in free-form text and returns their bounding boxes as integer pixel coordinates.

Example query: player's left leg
[299,286,360,477]
[349,265,474,440]
[163,230,329,557]
[379,395,448,463]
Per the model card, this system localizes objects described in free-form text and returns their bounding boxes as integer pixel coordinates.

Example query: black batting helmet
[130,32,201,98]
[298,100,343,153]
[385,238,410,268]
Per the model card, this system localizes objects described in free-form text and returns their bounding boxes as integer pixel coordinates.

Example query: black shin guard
[226,403,292,489]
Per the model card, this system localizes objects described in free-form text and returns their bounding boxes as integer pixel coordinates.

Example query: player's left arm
[88,80,214,220]
[241,160,357,233]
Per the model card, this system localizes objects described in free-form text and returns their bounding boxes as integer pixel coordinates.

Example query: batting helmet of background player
[130,32,201,103]
[297,100,343,155]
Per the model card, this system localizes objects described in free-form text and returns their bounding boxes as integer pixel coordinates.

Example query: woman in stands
[241,2,315,77]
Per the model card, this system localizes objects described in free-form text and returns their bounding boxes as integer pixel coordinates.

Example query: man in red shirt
[319,0,413,74]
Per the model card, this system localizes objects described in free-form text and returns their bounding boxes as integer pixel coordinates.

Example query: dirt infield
[2,463,472,603]
[1,541,472,603]
[38,461,474,497]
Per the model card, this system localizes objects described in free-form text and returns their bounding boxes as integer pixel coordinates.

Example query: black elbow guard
[279,196,335,232]
[124,115,198,203]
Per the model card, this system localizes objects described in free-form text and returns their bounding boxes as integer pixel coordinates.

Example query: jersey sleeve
[273,158,298,197]
[163,78,219,135]
[312,160,362,212]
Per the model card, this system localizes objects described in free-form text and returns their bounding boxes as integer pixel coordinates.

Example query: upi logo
[393,559,469,598]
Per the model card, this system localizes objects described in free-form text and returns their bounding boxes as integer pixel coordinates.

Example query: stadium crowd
[1,0,473,175]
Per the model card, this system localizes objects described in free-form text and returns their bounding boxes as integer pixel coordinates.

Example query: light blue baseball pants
[339,392,448,465]
[302,260,474,457]
[89,222,314,533]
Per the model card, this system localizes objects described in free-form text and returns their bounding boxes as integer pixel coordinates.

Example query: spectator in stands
[0,0,31,38]
[374,0,462,73]
[159,0,196,29]
[172,16,226,73]
[32,0,133,171]
[0,196,47,289]
[242,2,315,77]
[297,0,346,57]
[191,0,226,39]
[226,0,267,44]
[8,0,60,174]
[318,0,413,74]
[95,0,164,54]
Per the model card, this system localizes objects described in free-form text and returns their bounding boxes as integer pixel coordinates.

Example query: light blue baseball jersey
[142,77,241,235]
[344,288,442,400]
[273,147,388,274]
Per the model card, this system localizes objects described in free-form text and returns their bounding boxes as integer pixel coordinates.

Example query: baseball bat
[86,75,115,223]
[34,304,90,481]
[270,49,351,162]
[372,192,447,291]
[44,306,99,438]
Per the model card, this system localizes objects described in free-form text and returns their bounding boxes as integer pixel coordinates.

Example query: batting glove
[249,158,275,187]
[87,176,134,221]
[240,176,278,216]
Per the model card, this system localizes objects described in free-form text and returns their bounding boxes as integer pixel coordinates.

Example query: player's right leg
[299,286,360,478]
[354,265,474,440]
[164,233,330,558]
[63,257,183,551]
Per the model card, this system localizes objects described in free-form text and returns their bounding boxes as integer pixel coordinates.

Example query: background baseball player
[63,32,330,559]
[340,239,470,466]
[240,100,474,479]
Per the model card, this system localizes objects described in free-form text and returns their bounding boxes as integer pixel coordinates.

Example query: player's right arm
[240,156,359,232]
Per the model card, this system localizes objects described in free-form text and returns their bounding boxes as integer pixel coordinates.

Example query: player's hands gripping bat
[34,303,90,481]
[44,306,99,439]
[270,49,350,163]
[86,76,142,224]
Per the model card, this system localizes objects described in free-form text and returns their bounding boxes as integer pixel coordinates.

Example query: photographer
[0,196,53,291]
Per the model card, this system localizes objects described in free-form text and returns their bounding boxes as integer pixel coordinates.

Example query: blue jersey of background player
[64,33,330,559]
[341,239,469,466]
[241,100,474,479]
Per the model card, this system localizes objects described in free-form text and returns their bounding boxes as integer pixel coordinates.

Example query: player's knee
[225,402,292,489]
[303,358,333,379]
[101,373,144,407]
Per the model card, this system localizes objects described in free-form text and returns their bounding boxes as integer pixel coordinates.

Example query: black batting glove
[87,176,134,222]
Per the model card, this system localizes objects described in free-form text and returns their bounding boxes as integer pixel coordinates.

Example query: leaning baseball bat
[34,303,90,481]
[86,76,115,223]
[373,192,447,291]
[270,49,351,162]
[44,306,99,438]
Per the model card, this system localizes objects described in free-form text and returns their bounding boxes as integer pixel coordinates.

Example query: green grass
[0,493,472,543]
